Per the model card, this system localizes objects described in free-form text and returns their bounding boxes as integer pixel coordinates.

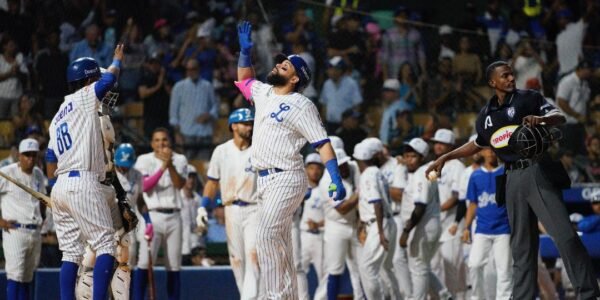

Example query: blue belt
[68,170,80,177]
[232,200,253,206]
[258,168,283,177]
[14,223,39,230]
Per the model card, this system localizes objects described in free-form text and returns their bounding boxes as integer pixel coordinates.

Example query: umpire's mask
[508,124,562,159]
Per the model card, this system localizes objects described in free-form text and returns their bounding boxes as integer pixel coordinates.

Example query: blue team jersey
[466,166,511,235]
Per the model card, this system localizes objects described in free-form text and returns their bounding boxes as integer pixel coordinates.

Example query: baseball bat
[0,171,52,208]
[147,240,156,300]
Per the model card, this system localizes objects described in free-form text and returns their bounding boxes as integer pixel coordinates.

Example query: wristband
[142,212,151,224]
[238,52,252,68]
[111,59,122,69]
[200,196,211,208]
[48,178,57,188]
[325,159,342,183]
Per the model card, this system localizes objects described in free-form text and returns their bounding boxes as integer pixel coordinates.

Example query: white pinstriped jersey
[206,140,256,204]
[0,164,45,225]
[249,80,328,170]
[134,152,188,209]
[437,159,465,241]
[401,162,441,224]
[358,166,394,222]
[49,83,105,178]
[300,186,325,231]
[319,160,360,224]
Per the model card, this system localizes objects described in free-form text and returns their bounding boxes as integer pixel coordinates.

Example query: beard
[266,72,288,87]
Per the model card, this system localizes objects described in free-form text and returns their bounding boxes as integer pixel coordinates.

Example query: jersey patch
[270,103,291,122]
[484,116,493,129]
[490,125,518,148]
[507,107,515,119]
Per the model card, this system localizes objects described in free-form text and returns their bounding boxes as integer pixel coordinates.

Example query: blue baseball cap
[114,143,136,168]
[275,53,312,92]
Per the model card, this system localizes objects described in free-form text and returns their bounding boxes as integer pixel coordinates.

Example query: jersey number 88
[56,123,73,154]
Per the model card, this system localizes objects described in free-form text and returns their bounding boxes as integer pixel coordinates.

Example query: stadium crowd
[0,0,600,299]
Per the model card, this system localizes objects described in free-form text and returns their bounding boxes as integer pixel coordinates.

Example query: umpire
[427,61,600,299]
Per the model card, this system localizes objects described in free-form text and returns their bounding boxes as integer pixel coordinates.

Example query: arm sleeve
[295,103,329,146]
[45,148,58,163]
[169,83,181,127]
[454,200,466,222]
[143,169,164,192]
[234,78,257,104]
[94,72,117,100]
[533,92,561,116]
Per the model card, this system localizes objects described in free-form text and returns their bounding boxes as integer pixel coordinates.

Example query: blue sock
[327,274,341,300]
[7,279,18,300]
[132,268,148,300]
[18,282,29,300]
[167,271,180,300]
[93,254,115,300]
[60,261,79,300]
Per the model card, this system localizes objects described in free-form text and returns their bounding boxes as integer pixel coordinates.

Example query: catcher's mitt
[117,194,139,232]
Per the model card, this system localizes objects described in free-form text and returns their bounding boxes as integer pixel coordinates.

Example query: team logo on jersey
[270,103,291,122]
[507,107,515,119]
[490,125,518,148]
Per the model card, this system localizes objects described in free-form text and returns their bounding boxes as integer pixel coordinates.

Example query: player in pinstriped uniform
[353,140,401,300]
[235,21,346,299]
[0,138,45,300]
[201,108,260,299]
[132,127,188,300]
[46,45,124,300]
[315,148,364,300]
[429,129,467,298]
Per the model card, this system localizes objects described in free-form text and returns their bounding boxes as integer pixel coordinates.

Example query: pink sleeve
[143,169,165,192]
[234,78,256,105]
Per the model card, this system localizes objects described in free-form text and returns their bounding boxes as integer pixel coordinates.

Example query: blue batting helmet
[274,54,312,92]
[67,57,101,83]
[114,143,136,168]
[228,108,254,127]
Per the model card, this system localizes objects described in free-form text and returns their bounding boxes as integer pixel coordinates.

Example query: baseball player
[353,141,401,300]
[317,148,364,300]
[0,138,45,300]
[462,147,513,299]
[399,138,451,300]
[200,108,260,299]
[181,165,200,263]
[429,129,467,297]
[132,127,188,300]
[235,21,346,298]
[46,45,126,300]
[427,61,600,299]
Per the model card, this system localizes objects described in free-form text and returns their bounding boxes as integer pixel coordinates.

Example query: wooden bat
[147,240,156,300]
[0,171,52,208]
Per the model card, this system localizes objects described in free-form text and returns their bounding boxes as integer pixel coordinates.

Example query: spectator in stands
[206,204,226,243]
[555,8,590,76]
[69,24,111,67]
[169,59,218,160]
[190,246,214,267]
[453,36,483,111]
[426,57,458,115]
[388,108,424,154]
[319,56,362,133]
[336,109,367,156]
[291,38,317,101]
[559,150,587,183]
[477,0,507,55]
[327,13,367,75]
[363,22,383,100]
[181,165,200,266]
[585,135,600,182]
[119,18,146,103]
[501,12,529,50]
[283,8,320,56]
[379,78,412,146]
[143,18,173,59]
[172,18,217,82]
[380,6,426,80]
[556,60,593,156]
[0,35,28,119]
[438,25,456,60]
[492,41,513,63]
[0,143,17,167]
[102,9,118,49]
[0,0,34,55]
[511,39,544,89]
[398,62,420,108]
[248,12,278,80]
[139,53,171,139]
[578,197,600,234]
[34,30,68,118]
[12,93,43,142]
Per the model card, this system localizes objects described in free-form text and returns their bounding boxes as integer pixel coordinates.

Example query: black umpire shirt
[474,89,560,163]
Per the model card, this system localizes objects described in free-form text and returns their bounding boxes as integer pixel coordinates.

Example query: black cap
[342,109,362,120]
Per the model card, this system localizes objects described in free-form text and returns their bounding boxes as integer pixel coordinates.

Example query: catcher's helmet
[228,108,255,128]
[114,143,136,168]
[508,124,562,159]
[67,57,101,83]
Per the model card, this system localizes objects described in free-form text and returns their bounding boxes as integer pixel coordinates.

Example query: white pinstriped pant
[51,172,117,263]
[2,228,41,282]
[256,169,307,300]
[137,211,182,271]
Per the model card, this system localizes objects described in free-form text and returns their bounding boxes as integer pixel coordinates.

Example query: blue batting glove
[325,159,346,201]
[237,21,253,55]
